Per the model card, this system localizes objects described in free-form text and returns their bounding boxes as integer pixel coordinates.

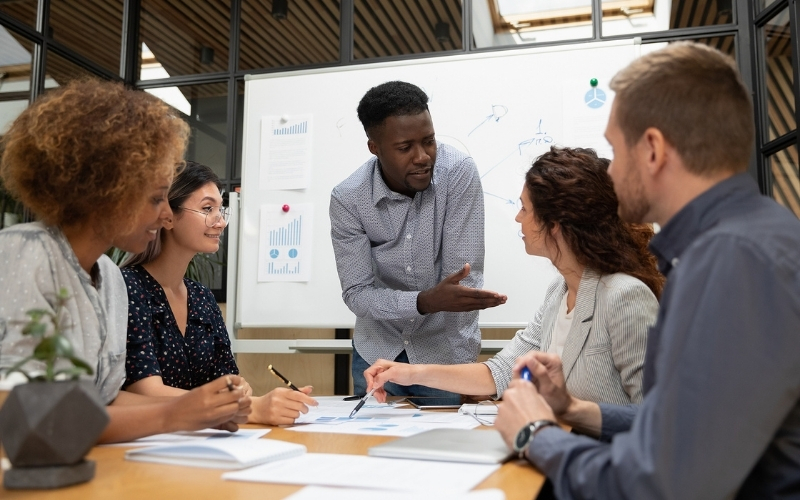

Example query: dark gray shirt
[528,174,800,499]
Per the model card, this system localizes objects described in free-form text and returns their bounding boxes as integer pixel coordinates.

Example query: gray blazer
[483,268,657,405]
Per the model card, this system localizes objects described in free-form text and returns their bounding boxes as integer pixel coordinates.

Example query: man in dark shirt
[495,42,800,498]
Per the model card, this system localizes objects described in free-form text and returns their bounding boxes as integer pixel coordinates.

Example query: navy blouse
[122,265,238,390]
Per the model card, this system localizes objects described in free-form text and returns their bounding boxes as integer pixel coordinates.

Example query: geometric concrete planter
[0,380,109,489]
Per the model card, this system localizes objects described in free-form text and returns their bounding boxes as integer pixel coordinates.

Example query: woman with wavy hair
[0,80,250,443]
[365,146,662,405]
[120,161,317,424]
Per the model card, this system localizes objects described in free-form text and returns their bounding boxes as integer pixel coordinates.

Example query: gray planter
[0,379,109,489]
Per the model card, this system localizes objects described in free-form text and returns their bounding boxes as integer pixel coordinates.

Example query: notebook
[125,438,306,469]
[367,428,513,464]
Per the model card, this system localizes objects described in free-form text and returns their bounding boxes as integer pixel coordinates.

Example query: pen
[226,376,235,392]
[349,387,377,418]
[520,366,532,381]
[268,364,300,391]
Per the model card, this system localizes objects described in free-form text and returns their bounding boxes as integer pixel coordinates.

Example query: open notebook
[368,428,513,464]
[125,438,306,470]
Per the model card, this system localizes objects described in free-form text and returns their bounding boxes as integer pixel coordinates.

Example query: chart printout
[258,203,313,282]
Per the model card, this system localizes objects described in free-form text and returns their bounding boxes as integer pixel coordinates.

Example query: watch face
[515,425,532,452]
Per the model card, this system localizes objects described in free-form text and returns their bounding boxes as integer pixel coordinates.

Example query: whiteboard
[238,39,640,328]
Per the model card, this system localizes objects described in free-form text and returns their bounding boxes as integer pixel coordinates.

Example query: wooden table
[1,425,544,499]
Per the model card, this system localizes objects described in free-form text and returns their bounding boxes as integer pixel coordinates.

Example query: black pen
[349,387,377,418]
[268,364,300,391]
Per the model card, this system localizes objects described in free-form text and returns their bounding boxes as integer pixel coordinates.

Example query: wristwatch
[513,419,559,459]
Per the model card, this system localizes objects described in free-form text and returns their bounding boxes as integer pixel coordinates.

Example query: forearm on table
[411,363,497,396]
[100,399,174,443]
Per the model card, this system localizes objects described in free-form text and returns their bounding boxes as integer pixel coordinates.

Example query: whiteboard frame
[229,38,642,336]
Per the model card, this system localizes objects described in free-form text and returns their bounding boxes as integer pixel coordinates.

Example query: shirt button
[671,257,680,267]
[406,234,412,239]
[404,340,409,345]
[406,266,411,272]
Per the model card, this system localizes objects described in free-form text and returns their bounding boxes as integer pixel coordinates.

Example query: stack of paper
[125,438,306,470]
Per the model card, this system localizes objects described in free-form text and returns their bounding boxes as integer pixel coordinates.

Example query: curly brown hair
[526,146,664,299]
[0,79,189,238]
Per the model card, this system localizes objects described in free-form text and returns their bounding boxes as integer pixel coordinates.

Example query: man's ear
[640,127,668,177]
[367,138,378,156]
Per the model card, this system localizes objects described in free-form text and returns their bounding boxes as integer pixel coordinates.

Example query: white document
[258,203,313,282]
[290,396,479,436]
[260,114,313,190]
[103,428,270,448]
[126,438,306,470]
[223,453,500,493]
[285,486,506,500]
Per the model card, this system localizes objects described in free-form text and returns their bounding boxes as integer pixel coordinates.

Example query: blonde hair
[610,42,754,176]
[0,79,189,238]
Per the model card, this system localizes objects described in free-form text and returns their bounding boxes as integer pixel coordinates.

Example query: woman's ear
[162,217,175,231]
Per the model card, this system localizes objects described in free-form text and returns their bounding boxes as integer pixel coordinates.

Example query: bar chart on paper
[258,203,313,282]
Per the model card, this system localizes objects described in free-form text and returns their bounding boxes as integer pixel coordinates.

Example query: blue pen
[521,366,532,381]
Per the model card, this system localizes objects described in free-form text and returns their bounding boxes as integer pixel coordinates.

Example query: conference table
[1,424,546,499]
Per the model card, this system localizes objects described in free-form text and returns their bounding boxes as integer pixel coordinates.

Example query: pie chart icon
[269,249,279,259]
[584,87,607,109]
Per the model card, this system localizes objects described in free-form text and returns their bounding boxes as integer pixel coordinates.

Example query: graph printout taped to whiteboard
[239,39,640,327]
[260,114,313,190]
[258,203,313,282]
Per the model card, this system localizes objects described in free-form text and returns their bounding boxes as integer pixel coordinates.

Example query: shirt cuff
[398,290,425,318]
[598,403,638,442]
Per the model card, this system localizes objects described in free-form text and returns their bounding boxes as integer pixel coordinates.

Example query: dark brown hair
[0,79,189,238]
[610,41,753,176]
[526,146,664,298]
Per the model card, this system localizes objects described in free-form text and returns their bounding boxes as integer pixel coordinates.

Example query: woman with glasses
[121,161,317,425]
[365,147,663,407]
[0,80,250,443]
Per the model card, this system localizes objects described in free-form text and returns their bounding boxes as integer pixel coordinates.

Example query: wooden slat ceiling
[1,0,747,90]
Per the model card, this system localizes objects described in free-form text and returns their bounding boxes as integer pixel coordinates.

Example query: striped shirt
[329,142,485,365]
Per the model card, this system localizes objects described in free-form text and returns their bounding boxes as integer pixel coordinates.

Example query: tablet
[404,397,462,410]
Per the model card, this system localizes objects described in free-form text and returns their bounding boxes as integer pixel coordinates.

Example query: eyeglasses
[178,206,231,227]
[461,400,498,426]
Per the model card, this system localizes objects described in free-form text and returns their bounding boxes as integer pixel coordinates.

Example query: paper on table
[103,428,270,447]
[288,419,479,437]
[291,396,480,436]
[223,453,500,493]
[285,486,506,500]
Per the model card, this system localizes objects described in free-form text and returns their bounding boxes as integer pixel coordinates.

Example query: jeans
[351,344,462,405]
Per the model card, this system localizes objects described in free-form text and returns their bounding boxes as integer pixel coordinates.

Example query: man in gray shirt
[495,43,800,498]
[330,81,506,399]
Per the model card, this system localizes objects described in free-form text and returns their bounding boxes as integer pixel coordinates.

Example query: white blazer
[484,268,658,405]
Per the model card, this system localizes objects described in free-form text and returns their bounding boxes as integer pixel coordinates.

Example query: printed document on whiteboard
[260,114,313,190]
[258,203,313,282]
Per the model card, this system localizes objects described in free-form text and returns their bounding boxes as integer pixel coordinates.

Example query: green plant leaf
[33,336,57,360]
[25,308,51,318]
[22,322,48,337]
[3,356,35,381]
[68,356,94,375]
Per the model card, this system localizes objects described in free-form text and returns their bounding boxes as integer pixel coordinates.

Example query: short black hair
[357,81,429,136]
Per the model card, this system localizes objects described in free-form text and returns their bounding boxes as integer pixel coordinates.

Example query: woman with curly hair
[365,146,663,405]
[120,161,318,424]
[0,80,250,443]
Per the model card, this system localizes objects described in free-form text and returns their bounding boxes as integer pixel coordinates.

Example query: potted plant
[0,288,109,489]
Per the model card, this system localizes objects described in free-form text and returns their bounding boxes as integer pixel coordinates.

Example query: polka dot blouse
[121,265,238,390]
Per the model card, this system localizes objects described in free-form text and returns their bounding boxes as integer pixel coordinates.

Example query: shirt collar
[371,159,413,205]
[649,173,759,276]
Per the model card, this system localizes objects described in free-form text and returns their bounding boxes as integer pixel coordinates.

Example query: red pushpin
[282,204,290,212]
